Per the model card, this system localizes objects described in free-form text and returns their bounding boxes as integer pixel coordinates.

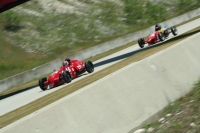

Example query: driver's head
[62,60,69,67]
[65,58,71,65]
[65,58,70,62]
[155,24,161,31]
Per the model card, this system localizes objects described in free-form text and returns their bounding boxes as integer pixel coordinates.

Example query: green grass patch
[142,79,200,133]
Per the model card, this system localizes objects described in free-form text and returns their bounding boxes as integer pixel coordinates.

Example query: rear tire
[138,38,145,48]
[85,61,94,73]
[62,71,72,83]
[171,26,178,36]
[39,77,47,91]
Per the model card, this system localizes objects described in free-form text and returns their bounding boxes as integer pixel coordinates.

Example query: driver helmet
[65,58,71,65]
[62,60,69,67]
[155,24,161,31]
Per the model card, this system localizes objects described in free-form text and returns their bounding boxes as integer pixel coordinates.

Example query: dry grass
[144,79,200,133]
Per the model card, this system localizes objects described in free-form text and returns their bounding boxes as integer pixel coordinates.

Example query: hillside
[0,0,199,80]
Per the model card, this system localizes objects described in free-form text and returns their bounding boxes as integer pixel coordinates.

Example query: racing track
[0,18,200,117]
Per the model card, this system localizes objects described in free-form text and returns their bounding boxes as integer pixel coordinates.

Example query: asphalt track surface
[0,18,200,116]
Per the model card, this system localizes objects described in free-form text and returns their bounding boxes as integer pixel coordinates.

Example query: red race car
[138,26,178,48]
[138,31,165,48]
[38,59,94,91]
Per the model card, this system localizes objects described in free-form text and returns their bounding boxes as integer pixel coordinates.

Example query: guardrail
[0,8,199,93]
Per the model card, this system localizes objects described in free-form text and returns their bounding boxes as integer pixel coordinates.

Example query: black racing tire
[62,71,72,83]
[138,38,145,48]
[158,32,165,41]
[164,29,169,37]
[171,26,178,36]
[39,77,47,91]
[85,61,94,73]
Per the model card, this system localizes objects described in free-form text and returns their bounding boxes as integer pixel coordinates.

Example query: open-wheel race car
[138,26,178,48]
[38,59,94,91]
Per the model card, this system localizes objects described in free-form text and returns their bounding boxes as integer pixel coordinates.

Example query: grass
[0,24,199,129]
[0,0,199,80]
[142,79,200,133]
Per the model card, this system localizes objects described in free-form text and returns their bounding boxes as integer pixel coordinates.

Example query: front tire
[39,77,48,91]
[164,29,169,37]
[171,26,178,36]
[158,32,165,41]
[85,61,94,73]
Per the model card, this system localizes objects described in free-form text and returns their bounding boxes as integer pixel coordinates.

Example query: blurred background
[0,0,199,80]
